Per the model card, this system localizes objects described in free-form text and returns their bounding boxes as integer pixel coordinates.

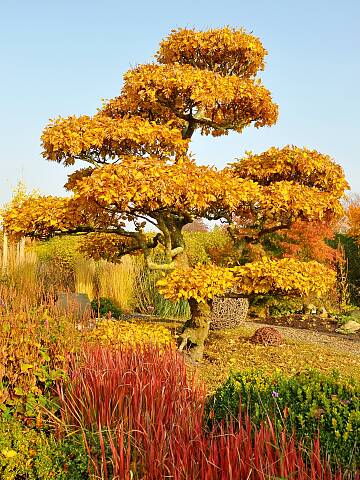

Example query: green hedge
[206,369,359,471]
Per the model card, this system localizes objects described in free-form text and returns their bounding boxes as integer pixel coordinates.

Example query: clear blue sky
[0,0,359,205]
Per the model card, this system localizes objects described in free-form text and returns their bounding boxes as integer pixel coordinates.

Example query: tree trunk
[178,298,212,362]
[168,225,212,361]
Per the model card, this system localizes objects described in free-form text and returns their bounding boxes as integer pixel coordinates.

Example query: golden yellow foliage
[114,63,278,136]
[228,146,348,230]
[346,197,360,241]
[232,257,336,296]
[157,27,267,78]
[230,146,348,196]
[85,320,173,347]
[2,195,83,239]
[157,258,336,302]
[42,115,188,165]
[70,157,260,217]
[157,264,236,302]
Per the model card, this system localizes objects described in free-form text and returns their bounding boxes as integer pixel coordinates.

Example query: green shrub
[249,294,303,317]
[183,227,230,266]
[207,369,359,471]
[0,416,89,479]
[91,297,122,318]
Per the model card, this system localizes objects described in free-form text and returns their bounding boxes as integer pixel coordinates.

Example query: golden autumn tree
[3,28,348,360]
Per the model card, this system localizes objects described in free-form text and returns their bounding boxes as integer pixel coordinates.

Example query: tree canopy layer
[2,27,348,326]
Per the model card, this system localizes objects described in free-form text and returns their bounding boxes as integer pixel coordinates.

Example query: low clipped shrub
[91,297,122,318]
[0,416,89,479]
[206,369,360,472]
[85,319,174,347]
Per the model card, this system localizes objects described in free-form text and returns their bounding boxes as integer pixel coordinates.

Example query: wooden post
[2,231,8,274]
[16,236,25,265]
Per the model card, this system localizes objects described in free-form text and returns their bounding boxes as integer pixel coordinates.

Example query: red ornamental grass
[57,345,355,480]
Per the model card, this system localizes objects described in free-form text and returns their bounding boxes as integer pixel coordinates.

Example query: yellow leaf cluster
[230,146,348,196]
[42,115,188,165]
[157,27,267,78]
[85,320,173,347]
[157,258,336,302]
[232,257,336,296]
[346,199,360,241]
[115,63,278,136]
[157,264,236,303]
[228,146,348,224]
[71,156,261,217]
[2,195,85,239]
[78,233,141,262]
[260,181,344,222]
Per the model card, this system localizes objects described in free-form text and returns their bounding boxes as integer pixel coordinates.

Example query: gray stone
[348,309,360,320]
[56,292,91,317]
[304,303,317,314]
[335,320,360,334]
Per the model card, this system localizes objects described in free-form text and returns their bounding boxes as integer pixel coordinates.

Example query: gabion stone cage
[210,297,249,330]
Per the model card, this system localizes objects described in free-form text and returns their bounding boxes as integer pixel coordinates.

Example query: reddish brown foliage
[279,220,339,265]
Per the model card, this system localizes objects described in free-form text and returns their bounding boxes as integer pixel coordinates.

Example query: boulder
[335,320,360,334]
[56,292,91,317]
[303,303,317,314]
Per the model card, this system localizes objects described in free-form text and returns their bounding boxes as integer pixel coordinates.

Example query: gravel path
[245,320,360,356]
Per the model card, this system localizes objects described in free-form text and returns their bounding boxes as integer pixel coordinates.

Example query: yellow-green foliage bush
[34,236,82,267]
[0,417,88,479]
[183,227,230,266]
[0,286,81,414]
[85,320,174,347]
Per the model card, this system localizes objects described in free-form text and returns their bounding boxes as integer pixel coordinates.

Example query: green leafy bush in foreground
[0,416,89,480]
[207,369,360,472]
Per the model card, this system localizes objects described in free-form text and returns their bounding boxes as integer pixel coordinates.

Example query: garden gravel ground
[245,320,360,357]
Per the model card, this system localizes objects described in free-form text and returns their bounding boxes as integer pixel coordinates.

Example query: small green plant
[91,297,122,318]
[0,416,89,479]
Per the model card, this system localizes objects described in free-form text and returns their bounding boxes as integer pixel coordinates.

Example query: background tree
[2,28,348,360]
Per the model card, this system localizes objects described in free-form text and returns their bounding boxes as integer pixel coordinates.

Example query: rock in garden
[335,320,360,334]
[56,292,91,317]
[250,327,283,346]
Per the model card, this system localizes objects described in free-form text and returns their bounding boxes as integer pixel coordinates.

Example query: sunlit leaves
[157,27,267,78]
[346,197,360,242]
[230,146,348,195]
[2,193,113,239]
[229,146,348,228]
[157,264,236,303]
[2,195,83,239]
[79,233,141,262]
[42,115,188,165]
[71,156,261,217]
[113,63,278,136]
[232,257,336,297]
[158,259,336,303]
